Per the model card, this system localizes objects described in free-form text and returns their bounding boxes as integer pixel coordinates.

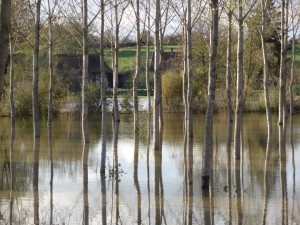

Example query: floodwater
[0,112,299,225]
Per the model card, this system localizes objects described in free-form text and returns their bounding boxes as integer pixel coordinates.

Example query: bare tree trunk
[133,0,141,132]
[182,25,188,129]
[145,0,151,114]
[100,0,107,174]
[234,0,244,160]
[260,0,272,136]
[289,36,295,116]
[47,0,54,126]
[153,0,161,150]
[9,35,15,123]
[82,0,89,143]
[33,0,42,138]
[186,0,193,138]
[226,7,233,124]
[202,0,219,189]
[0,0,11,100]
[278,0,287,125]
[113,0,120,123]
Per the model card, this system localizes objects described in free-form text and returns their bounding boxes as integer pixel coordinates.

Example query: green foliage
[87,83,102,113]
[38,71,68,116]
[119,89,133,112]
[162,70,183,112]
[0,57,68,117]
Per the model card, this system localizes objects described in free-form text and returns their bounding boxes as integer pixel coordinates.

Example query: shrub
[0,72,68,117]
[87,83,102,113]
[119,89,133,112]
[162,70,183,112]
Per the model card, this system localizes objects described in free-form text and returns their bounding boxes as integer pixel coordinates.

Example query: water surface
[0,113,299,225]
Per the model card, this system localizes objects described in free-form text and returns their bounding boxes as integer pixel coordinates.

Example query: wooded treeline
[0,0,299,188]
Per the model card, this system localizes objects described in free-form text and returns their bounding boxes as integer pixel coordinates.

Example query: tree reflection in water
[82,142,89,225]
[0,113,299,224]
[33,136,40,225]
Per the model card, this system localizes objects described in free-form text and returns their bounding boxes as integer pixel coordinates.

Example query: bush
[0,72,68,117]
[87,83,102,113]
[119,89,133,112]
[162,70,183,112]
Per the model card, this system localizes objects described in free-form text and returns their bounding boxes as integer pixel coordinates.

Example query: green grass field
[105,45,180,73]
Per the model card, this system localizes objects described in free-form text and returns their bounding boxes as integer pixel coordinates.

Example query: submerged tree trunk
[33,0,42,138]
[278,0,287,125]
[133,0,141,132]
[186,0,193,138]
[9,35,15,123]
[47,0,54,126]
[202,0,219,189]
[182,25,188,130]
[260,0,272,136]
[0,0,11,101]
[145,0,151,114]
[153,0,161,150]
[82,0,89,143]
[289,36,296,116]
[113,0,120,123]
[234,0,244,160]
[226,7,233,124]
[100,0,107,174]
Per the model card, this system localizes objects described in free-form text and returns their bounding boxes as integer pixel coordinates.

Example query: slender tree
[202,0,219,189]
[289,0,300,116]
[82,0,89,143]
[0,0,11,101]
[9,34,15,124]
[46,0,60,126]
[145,0,152,114]
[32,0,42,138]
[153,0,161,150]
[259,0,272,136]
[226,1,234,124]
[233,0,256,160]
[278,0,288,125]
[110,0,128,123]
[100,0,107,174]
[132,0,141,131]
[186,0,193,138]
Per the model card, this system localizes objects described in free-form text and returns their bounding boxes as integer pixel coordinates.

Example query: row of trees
[0,0,299,189]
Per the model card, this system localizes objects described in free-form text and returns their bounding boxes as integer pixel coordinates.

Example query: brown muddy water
[0,112,299,225]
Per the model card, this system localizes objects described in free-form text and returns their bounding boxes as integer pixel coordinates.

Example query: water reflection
[82,142,89,225]
[0,113,299,224]
[33,137,40,225]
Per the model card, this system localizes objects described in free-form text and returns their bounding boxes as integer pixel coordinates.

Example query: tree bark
[82,0,89,143]
[0,0,11,101]
[234,0,244,160]
[33,0,42,138]
[289,33,296,116]
[153,0,161,150]
[133,0,141,132]
[202,0,219,189]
